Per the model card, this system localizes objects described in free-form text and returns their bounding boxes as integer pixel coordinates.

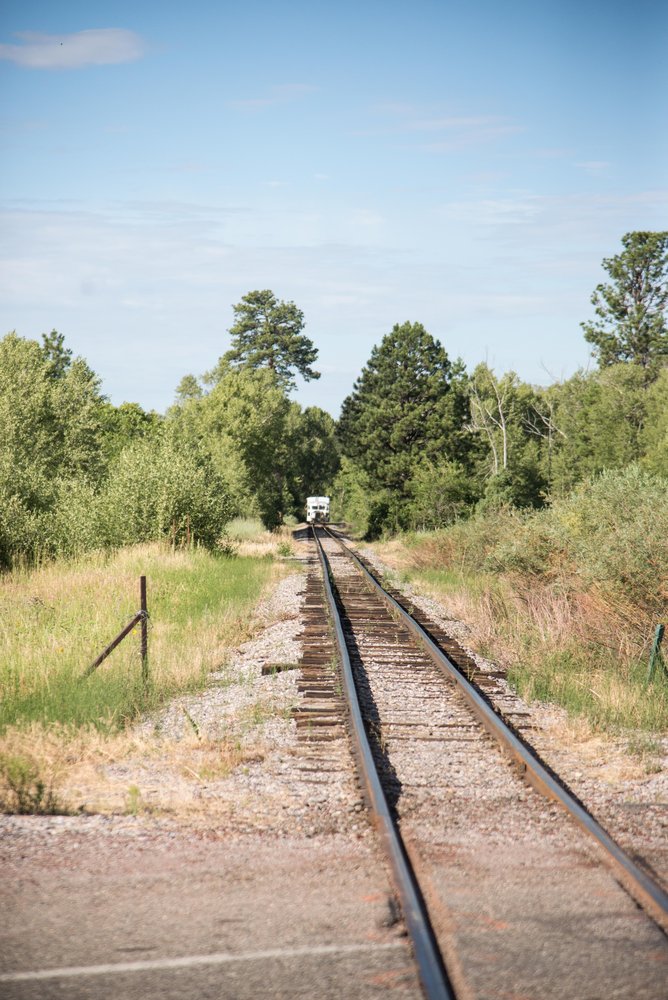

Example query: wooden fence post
[647,624,666,684]
[82,575,150,681]
[140,575,149,685]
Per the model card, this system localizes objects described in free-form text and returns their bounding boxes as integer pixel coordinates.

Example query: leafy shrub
[0,489,46,570]
[99,435,233,550]
[330,457,373,535]
[406,460,476,530]
[43,477,101,558]
[404,504,524,572]
[547,464,668,615]
[486,517,558,577]
[477,456,547,512]
[461,464,668,614]
[365,499,392,540]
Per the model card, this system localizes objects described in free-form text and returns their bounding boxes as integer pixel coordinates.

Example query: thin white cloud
[361,103,523,148]
[532,147,572,159]
[437,189,668,247]
[227,83,316,110]
[420,125,522,150]
[406,115,509,132]
[350,208,384,228]
[439,195,544,227]
[373,101,418,116]
[0,29,144,69]
[576,161,610,175]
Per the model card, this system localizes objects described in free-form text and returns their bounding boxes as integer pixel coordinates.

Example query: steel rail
[311,526,455,1000]
[323,526,668,934]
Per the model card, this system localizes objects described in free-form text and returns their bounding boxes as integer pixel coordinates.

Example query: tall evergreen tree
[40,329,73,380]
[581,231,668,378]
[338,322,470,499]
[218,289,320,390]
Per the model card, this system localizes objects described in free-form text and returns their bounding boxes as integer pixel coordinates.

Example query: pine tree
[221,289,320,390]
[582,231,668,379]
[338,322,469,497]
[40,329,73,379]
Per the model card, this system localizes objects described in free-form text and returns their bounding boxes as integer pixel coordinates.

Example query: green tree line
[333,231,668,536]
[2,231,666,565]
[0,290,338,568]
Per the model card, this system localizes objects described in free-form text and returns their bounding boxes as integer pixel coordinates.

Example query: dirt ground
[0,819,422,999]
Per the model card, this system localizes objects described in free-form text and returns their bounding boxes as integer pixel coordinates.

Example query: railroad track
[306,524,668,1000]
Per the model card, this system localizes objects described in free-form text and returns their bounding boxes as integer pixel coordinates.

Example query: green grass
[0,542,278,732]
[506,648,668,733]
[224,517,267,541]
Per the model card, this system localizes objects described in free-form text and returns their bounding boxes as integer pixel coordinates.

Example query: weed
[264,662,299,675]
[125,784,142,815]
[0,753,62,815]
[277,541,294,558]
[627,734,663,758]
[241,701,274,728]
[368,721,387,753]
[644,760,663,775]
[627,733,664,773]
[182,708,201,739]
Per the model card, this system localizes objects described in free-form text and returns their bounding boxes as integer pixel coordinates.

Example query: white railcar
[306,496,330,524]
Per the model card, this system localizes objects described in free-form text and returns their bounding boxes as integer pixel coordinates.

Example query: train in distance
[306,496,330,524]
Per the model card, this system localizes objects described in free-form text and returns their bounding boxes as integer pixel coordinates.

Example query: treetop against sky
[1,0,666,415]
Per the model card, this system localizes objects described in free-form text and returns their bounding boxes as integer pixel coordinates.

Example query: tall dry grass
[0,540,291,813]
[0,542,284,731]
[374,468,668,736]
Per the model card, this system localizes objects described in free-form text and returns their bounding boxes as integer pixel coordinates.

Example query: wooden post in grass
[646,624,666,684]
[140,575,149,686]
[83,576,150,682]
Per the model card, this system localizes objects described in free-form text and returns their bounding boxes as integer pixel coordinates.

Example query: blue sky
[1,0,666,415]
